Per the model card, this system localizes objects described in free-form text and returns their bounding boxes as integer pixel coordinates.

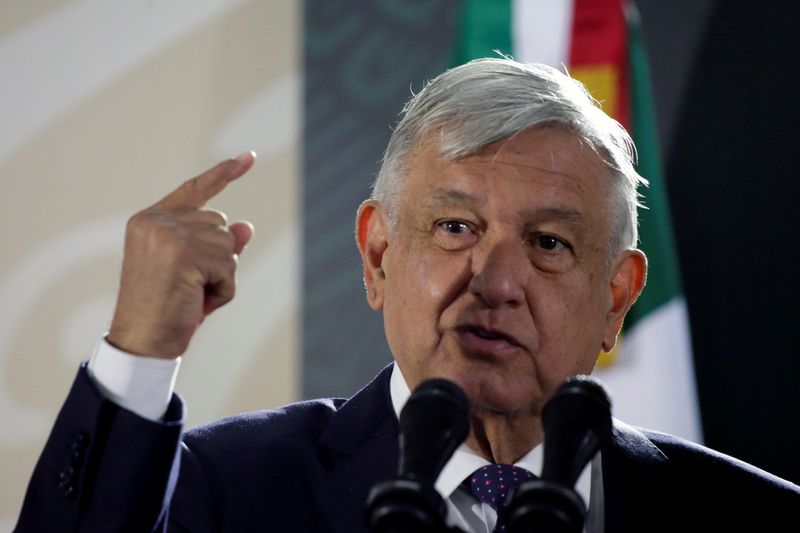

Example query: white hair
[371,57,647,256]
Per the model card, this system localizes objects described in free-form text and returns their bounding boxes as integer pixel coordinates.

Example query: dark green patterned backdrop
[303,0,458,397]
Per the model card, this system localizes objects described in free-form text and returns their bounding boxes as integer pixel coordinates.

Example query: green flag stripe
[625,8,683,326]
[451,0,513,65]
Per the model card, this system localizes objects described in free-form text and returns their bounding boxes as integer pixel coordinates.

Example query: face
[358,126,645,418]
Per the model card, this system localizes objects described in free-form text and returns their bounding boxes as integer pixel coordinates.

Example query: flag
[452,0,702,442]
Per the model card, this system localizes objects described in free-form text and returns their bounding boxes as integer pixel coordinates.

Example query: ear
[355,200,389,310]
[602,249,648,352]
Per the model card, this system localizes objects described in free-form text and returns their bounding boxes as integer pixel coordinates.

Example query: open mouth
[471,328,504,340]
[461,326,519,347]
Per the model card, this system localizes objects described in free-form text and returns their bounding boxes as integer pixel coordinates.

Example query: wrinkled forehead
[406,125,613,192]
[424,119,606,164]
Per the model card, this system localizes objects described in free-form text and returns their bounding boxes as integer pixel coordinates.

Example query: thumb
[229,221,254,255]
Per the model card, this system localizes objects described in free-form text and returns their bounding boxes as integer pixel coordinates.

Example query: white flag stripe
[595,299,702,441]
[512,0,574,68]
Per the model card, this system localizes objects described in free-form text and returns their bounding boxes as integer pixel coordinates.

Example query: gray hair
[371,57,647,256]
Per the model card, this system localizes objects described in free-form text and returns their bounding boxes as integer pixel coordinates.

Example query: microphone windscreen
[541,375,612,486]
[398,378,470,485]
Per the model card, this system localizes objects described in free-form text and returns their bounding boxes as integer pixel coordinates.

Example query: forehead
[403,127,613,219]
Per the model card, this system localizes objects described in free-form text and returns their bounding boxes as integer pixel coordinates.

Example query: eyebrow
[530,207,584,223]
[426,188,584,224]
[427,187,486,206]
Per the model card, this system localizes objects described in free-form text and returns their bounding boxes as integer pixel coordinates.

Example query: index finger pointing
[156,151,256,209]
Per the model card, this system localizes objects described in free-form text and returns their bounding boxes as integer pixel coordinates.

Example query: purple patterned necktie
[468,464,536,532]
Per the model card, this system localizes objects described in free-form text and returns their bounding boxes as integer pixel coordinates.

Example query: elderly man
[16,59,798,532]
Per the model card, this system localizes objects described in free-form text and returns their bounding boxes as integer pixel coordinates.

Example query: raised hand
[107,152,256,359]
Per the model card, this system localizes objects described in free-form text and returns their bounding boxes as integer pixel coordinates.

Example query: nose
[468,236,528,309]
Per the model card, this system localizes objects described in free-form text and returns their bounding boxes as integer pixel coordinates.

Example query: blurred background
[1,0,798,527]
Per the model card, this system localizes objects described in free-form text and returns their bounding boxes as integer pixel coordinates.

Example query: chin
[470,390,540,416]
[433,366,541,415]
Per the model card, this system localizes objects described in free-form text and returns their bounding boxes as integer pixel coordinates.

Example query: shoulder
[184,396,345,452]
[638,426,799,494]
[626,424,800,526]
[180,363,396,469]
[180,397,354,483]
[605,421,799,529]
[175,396,350,520]
[170,399,355,530]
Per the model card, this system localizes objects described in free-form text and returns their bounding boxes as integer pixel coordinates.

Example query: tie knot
[467,464,536,511]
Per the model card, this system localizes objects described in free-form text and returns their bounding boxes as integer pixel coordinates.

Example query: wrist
[106,325,186,360]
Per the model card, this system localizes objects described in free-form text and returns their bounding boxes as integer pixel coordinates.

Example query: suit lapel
[317,364,399,533]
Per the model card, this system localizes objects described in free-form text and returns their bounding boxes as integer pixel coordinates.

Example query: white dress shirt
[87,338,604,532]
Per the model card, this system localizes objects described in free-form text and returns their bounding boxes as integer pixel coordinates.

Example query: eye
[434,219,478,250]
[536,235,566,251]
[528,233,574,271]
[440,220,471,234]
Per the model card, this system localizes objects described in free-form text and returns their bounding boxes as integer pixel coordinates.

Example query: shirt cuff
[87,337,181,422]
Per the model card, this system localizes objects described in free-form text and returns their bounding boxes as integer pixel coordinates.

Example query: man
[16,58,799,532]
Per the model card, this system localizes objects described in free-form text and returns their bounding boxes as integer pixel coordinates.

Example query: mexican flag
[452,0,702,442]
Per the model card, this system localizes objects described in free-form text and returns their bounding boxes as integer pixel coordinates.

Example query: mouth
[456,325,523,354]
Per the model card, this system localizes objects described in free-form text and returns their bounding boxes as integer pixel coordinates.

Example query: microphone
[398,378,471,485]
[366,378,470,533]
[506,375,612,533]
[540,375,613,486]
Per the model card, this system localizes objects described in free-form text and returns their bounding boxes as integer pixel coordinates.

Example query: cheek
[384,253,444,332]
[382,248,471,363]
[389,244,469,314]
[529,277,606,378]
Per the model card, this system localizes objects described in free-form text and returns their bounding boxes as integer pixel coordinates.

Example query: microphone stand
[365,477,463,533]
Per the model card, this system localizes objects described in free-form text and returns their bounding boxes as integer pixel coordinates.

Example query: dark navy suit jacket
[16,363,799,532]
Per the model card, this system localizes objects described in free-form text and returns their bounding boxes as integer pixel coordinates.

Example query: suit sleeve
[14,363,184,532]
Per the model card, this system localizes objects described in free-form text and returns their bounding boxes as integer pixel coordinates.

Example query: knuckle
[147,225,192,265]
[153,220,179,244]
[221,227,237,249]
[204,209,228,226]
[207,225,235,250]
[214,255,237,279]
[222,280,236,301]
[226,254,239,273]
[126,210,147,231]
[126,210,158,241]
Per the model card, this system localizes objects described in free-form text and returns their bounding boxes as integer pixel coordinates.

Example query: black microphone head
[398,378,470,485]
[544,375,612,426]
[540,375,613,486]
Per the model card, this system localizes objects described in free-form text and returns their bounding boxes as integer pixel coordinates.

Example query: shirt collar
[389,364,590,502]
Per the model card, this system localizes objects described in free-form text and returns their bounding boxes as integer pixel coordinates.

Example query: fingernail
[233,150,256,164]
